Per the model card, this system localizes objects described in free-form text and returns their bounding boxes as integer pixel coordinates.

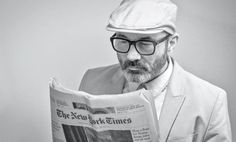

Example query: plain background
[0,0,235,141]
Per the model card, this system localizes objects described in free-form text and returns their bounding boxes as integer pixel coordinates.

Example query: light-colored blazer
[79,59,232,142]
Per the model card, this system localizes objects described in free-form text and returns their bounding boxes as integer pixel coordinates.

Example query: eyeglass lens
[113,39,155,55]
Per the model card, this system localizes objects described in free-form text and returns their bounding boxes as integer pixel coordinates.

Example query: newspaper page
[49,78,160,142]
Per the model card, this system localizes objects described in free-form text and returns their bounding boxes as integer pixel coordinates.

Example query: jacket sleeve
[203,90,232,142]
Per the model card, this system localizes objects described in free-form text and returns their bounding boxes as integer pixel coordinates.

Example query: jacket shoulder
[172,60,226,99]
[83,64,121,81]
[183,70,226,97]
[87,64,120,75]
[79,64,122,93]
[180,69,227,118]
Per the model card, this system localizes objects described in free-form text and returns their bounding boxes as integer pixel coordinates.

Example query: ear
[167,33,179,53]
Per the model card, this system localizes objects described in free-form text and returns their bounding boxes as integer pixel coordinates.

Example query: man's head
[110,31,178,83]
[107,0,178,84]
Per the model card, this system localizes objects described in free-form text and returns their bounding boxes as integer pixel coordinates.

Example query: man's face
[116,32,170,84]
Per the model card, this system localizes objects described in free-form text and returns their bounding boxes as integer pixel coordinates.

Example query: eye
[119,40,128,44]
[114,39,128,44]
[139,41,152,46]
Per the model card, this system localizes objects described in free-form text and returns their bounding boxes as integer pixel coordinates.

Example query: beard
[118,52,168,84]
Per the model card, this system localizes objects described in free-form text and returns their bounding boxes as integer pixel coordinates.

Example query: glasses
[110,34,170,56]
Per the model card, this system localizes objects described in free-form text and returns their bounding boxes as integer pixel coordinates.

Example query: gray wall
[0,0,235,141]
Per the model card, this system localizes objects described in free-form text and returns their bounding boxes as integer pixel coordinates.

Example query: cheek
[155,44,167,56]
[142,46,167,65]
[117,53,125,62]
[142,56,155,66]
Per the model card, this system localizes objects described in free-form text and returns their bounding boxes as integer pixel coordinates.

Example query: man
[79,0,232,141]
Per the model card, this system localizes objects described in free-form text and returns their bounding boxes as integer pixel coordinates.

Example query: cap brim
[107,26,162,34]
[106,25,174,35]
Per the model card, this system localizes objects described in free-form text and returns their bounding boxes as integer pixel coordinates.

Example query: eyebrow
[116,34,155,41]
[116,34,127,38]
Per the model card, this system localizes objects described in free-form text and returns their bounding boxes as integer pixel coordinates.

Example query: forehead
[116,32,168,40]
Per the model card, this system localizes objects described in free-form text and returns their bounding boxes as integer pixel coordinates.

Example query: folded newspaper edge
[49,77,160,142]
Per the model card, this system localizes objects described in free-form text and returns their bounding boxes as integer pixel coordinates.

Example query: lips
[126,66,145,74]
[122,60,148,73]
[127,67,140,70]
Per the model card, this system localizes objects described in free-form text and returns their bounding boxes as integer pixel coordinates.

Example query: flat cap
[106,0,177,34]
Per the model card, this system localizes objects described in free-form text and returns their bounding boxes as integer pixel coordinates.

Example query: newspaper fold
[50,77,160,142]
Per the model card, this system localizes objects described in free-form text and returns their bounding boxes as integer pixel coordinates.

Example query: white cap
[106,0,177,34]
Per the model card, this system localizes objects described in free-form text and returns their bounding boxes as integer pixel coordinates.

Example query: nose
[127,45,141,61]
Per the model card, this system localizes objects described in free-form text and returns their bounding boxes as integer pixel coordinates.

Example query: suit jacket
[79,59,232,142]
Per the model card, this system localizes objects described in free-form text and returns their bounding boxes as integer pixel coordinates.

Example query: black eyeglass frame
[110,33,171,56]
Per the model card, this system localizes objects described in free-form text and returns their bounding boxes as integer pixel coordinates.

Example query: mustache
[122,60,148,71]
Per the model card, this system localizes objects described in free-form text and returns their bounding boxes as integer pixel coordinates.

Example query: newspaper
[49,78,160,142]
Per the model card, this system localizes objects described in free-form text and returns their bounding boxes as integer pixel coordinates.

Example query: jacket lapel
[159,59,186,142]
